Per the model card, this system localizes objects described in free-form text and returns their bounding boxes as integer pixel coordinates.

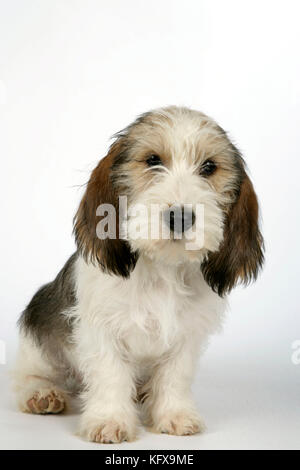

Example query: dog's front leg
[77,330,138,444]
[145,342,206,436]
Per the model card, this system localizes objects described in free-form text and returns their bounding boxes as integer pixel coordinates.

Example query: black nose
[163,206,195,234]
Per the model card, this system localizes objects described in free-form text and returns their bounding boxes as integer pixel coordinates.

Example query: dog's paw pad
[155,412,205,436]
[26,389,65,414]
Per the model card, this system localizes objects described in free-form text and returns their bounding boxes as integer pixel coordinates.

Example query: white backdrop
[0,0,299,450]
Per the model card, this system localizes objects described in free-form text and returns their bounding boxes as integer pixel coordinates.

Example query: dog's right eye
[146,154,162,167]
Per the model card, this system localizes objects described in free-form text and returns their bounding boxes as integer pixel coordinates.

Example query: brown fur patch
[201,173,264,296]
[73,142,138,277]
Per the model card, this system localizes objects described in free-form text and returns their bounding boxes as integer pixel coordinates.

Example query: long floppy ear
[73,142,138,277]
[201,171,264,297]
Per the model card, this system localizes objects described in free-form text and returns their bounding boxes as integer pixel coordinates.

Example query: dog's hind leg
[13,333,66,414]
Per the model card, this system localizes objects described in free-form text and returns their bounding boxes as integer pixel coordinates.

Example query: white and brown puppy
[14,106,264,443]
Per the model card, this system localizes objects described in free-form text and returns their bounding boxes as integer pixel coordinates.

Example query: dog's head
[74,106,264,296]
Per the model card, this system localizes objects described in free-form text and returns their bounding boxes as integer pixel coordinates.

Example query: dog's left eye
[146,154,162,167]
[200,160,217,176]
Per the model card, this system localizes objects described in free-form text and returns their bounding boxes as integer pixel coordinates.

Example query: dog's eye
[200,160,217,176]
[146,154,162,167]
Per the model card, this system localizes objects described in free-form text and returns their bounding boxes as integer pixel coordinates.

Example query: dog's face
[74,107,264,296]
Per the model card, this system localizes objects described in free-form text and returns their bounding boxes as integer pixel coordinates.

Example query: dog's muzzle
[163,206,195,234]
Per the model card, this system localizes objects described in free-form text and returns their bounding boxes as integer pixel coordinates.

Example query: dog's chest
[76,257,220,360]
[117,272,197,359]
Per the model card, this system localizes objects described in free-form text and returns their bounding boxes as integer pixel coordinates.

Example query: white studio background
[0,0,299,450]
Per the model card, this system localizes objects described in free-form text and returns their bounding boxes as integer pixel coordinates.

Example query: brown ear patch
[201,174,264,296]
[73,142,138,278]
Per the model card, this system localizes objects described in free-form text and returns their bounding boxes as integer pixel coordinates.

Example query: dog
[14,106,264,443]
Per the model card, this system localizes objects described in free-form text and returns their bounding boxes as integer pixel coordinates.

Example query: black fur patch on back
[19,253,78,346]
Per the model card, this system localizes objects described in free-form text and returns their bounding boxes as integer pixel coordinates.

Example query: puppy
[14,106,264,443]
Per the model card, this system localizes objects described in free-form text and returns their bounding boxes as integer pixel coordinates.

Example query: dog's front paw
[153,411,206,436]
[80,417,137,444]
